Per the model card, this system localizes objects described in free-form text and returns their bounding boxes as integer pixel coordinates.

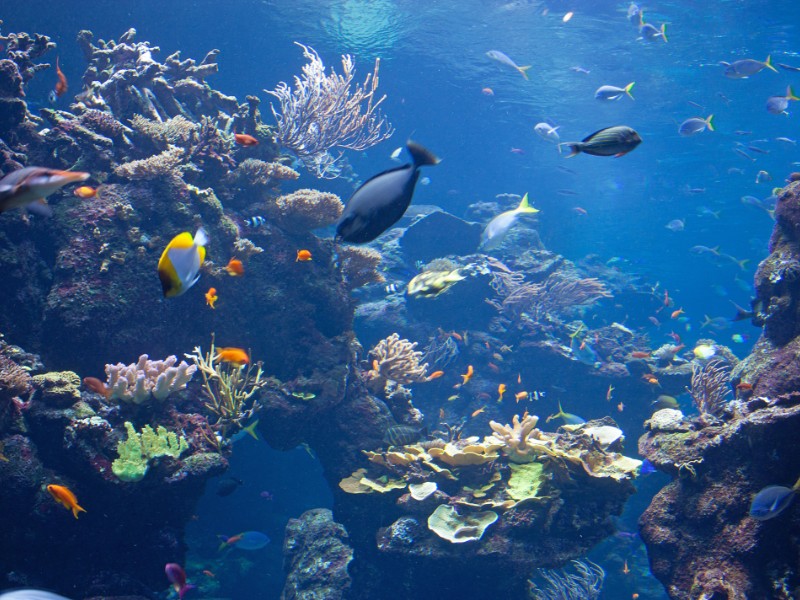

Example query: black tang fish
[336,140,440,244]
[559,126,642,158]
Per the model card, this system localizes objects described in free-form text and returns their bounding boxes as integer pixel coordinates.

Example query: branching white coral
[105,354,196,404]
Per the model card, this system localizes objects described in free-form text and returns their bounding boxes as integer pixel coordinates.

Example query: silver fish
[0,167,90,215]
[480,193,539,250]
[486,50,531,79]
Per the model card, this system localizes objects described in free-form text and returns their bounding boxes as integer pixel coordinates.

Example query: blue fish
[640,459,657,475]
[218,531,271,551]
[750,478,800,521]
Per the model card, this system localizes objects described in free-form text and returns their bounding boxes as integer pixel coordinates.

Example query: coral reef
[338,245,385,290]
[111,421,189,482]
[336,414,639,597]
[366,333,429,388]
[268,188,343,233]
[281,508,353,600]
[105,354,196,404]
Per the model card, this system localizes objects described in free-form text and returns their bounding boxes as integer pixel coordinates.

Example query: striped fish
[383,425,425,446]
[559,126,642,158]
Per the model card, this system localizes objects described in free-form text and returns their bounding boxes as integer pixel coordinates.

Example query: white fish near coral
[480,193,540,250]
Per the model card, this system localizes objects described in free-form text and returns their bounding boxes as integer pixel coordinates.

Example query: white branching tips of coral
[266,43,394,179]
[368,333,429,385]
[105,354,196,404]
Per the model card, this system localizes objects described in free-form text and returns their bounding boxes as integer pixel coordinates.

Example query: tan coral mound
[339,245,384,289]
[269,188,343,232]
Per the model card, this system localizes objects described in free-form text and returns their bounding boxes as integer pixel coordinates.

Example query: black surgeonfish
[559,126,642,158]
[336,140,440,243]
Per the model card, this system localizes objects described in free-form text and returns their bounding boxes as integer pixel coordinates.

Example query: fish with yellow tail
[546,401,586,425]
[559,126,642,158]
[157,228,208,297]
[47,483,86,519]
[0,167,90,216]
[480,193,540,250]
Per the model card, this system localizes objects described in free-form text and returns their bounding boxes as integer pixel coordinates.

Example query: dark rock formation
[281,508,353,600]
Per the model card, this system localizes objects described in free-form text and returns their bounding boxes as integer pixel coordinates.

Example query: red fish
[55,57,68,97]
[225,258,244,276]
[82,377,110,399]
[234,133,259,146]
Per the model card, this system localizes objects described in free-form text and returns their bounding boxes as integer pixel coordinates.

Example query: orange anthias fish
[427,370,444,381]
[471,405,486,418]
[630,351,650,359]
[205,287,218,309]
[671,307,685,319]
[47,484,86,519]
[642,373,660,386]
[234,133,259,146]
[202,570,216,578]
[82,376,110,399]
[515,391,528,403]
[497,383,507,402]
[296,249,312,262]
[215,347,250,366]
[225,258,244,276]
[622,559,631,575]
[617,402,625,412]
[73,185,97,199]
[606,384,615,402]
[54,57,68,97]
[461,365,474,385]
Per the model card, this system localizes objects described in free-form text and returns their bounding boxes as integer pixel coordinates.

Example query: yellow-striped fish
[157,228,208,297]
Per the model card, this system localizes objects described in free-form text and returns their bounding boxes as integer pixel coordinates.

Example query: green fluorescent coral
[111,421,189,482]
[507,462,545,502]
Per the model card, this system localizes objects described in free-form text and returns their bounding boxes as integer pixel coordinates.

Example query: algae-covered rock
[32,371,81,407]
[427,504,498,544]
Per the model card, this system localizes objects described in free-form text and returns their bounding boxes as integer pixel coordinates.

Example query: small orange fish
[461,365,474,385]
[47,484,86,519]
[632,594,639,599]
[82,376,110,399]
[449,331,463,342]
[54,57,68,97]
[515,391,528,403]
[234,133,259,146]
[579,340,586,351]
[642,373,660,386]
[73,185,97,199]
[439,408,446,420]
[225,258,244,276]
[671,307,685,319]
[492,352,503,362]
[606,384,614,402]
[622,560,630,575]
[202,570,216,578]
[372,359,379,371]
[205,287,218,309]
[497,383,507,402]
[736,382,753,392]
[296,249,312,262]
[487,362,500,373]
[481,87,494,96]
[427,370,444,381]
[630,351,650,359]
[663,290,670,307]
[215,347,250,366]
[517,373,522,384]
[617,402,625,412]
[471,405,486,418]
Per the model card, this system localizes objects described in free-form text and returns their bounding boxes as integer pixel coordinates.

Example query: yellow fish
[157,228,208,297]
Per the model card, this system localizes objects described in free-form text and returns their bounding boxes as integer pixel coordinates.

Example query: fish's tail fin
[730,300,752,322]
[787,86,800,101]
[515,193,540,215]
[660,23,668,42]
[72,503,87,519]
[406,140,441,168]
[625,82,636,100]
[242,419,260,440]
[705,114,715,131]
[217,535,231,552]
[558,143,581,157]
[194,227,209,247]
[737,258,750,270]
[518,65,532,80]
[765,55,777,72]
[792,476,800,492]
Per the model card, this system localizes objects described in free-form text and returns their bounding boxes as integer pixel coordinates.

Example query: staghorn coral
[105,354,196,404]
[113,145,186,180]
[366,333,429,390]
[338,245,385,290]
[266,42,394,178]
[688,359,732,422]
[0,28,55,84]
[269,188,344,233]
[488,413,550,463]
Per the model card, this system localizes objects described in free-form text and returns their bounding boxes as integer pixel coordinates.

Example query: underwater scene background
[1,0,800,598]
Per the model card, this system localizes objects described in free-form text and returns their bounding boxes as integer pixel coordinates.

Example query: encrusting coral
[111,421,189,482]
[268,188,344,233]
[338,245,385,290]
[105,354,196,404]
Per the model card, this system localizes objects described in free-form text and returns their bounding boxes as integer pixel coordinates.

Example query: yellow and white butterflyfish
[157,228,208,297]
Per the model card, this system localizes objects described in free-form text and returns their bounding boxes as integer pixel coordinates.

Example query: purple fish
[640,459,657,475]
[165,563,194,599]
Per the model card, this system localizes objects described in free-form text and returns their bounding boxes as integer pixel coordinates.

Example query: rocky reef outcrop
[638,179,800,600]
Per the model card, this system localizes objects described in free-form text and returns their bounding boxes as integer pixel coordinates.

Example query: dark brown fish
[559,126,642,158]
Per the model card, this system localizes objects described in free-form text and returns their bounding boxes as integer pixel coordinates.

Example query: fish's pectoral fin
[26,199,53,217]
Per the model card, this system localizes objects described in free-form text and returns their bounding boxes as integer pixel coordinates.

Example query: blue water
[5,0,800,597]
